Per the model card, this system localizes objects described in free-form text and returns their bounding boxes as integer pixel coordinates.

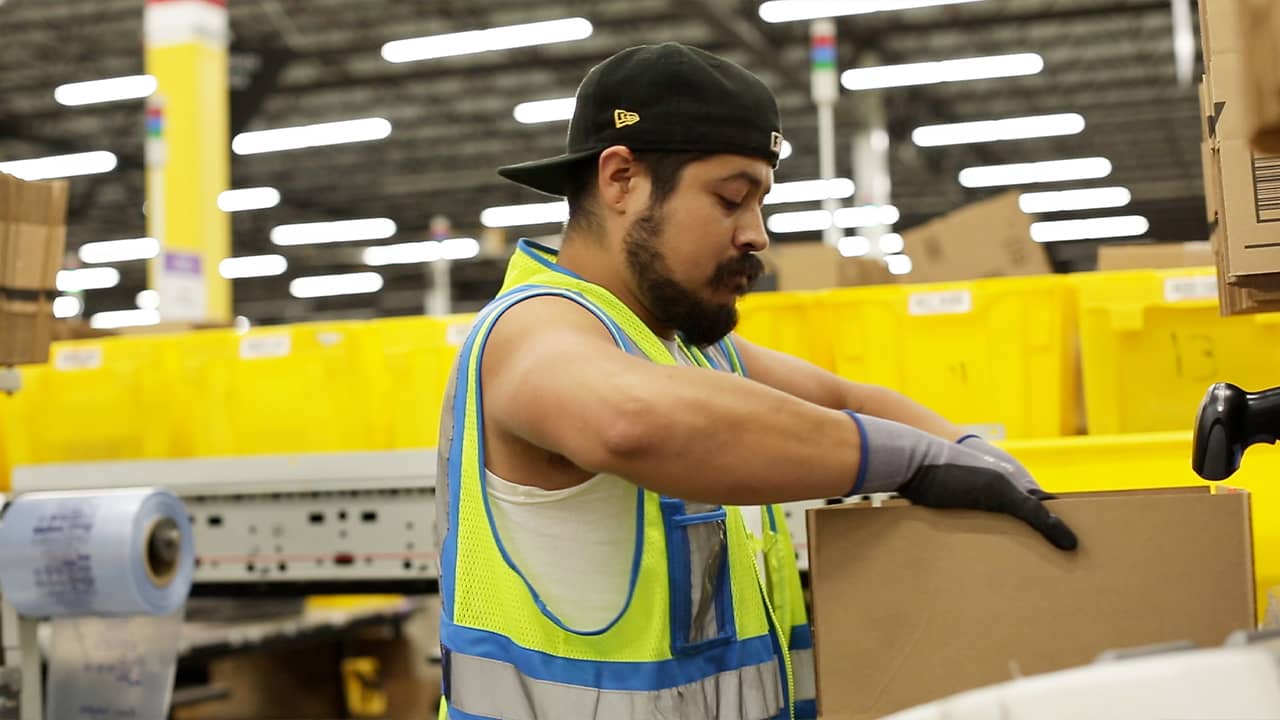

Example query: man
[435,42,1077,720]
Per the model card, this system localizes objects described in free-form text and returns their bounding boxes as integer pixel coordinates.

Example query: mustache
[711,253,765,288]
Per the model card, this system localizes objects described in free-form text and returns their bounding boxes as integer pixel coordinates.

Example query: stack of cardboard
[760,242,898,291]
[0,173,68,364]
[1095,241,1215,270]
[1199,0,1280,315]
[899,190,1051,283]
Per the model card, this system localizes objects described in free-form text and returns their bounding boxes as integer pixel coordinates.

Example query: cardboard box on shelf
[807,487,1255,719]
[1239,0,1280,155]
[1199,0,1280,311]
[1095,242,1215,270]
[0,173,68,365]
[899,190,1051,283]
[760,242,900,291]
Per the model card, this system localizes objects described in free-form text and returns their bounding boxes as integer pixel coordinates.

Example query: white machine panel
[12,450,437,588]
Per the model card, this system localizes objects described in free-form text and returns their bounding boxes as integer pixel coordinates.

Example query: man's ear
[596,145,639,214]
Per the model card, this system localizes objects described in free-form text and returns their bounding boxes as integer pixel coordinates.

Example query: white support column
[810,19,841,248]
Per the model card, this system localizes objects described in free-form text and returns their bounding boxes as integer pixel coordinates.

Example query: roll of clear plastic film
[0,487,195,719]
[0,487,194,616]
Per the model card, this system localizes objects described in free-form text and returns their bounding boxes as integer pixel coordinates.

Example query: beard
[622,205,764,347]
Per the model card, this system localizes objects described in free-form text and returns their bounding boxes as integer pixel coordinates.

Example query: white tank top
[486,337,764,630]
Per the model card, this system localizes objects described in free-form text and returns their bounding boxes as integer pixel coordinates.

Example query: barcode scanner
[1193,382,1280,480]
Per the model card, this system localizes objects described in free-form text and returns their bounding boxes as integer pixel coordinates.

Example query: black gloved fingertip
[1028,489,1058,501]
[1044,516,1079,551]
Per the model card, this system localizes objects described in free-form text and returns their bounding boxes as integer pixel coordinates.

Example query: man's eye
[719,196,742,211]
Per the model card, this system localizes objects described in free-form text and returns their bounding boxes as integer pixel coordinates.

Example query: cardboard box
[1239,0,1280,154]
[1200,0,1280,289]
[1095,242,1215,270]
[760,242,900,290]
[899,190,1051,283]
[0,173,67,365]
[807,487,1255,719]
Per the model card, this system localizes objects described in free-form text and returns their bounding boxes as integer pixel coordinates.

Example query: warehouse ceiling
[0,0,1207,324]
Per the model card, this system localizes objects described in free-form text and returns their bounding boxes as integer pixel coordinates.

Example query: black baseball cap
[498,42,784,197]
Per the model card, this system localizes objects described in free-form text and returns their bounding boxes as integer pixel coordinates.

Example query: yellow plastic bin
[173,321,387,456]
[819,275,1080,439]
[5,335,177,465]
[735,290,832,371]
[1004,431,1280,623]
[1074,267,1280,434]
[367,313,475,450]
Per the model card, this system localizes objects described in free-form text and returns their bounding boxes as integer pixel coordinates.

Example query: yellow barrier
[736,291,832,370]
[368,314,474,450]
[819,276,1080,439]
[1006,431,1280,621]
[172,322,387,456]
[1075,267,1280,434]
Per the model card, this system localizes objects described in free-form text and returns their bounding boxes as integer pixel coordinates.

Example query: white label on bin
[1163,276,1218,302]
[446,321,473,347]
[908,290,972,316]
[315,331,343,347]
[54,346,103,372]
[239,334,291,359]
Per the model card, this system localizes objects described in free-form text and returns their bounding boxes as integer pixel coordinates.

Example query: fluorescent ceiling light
[766,210,832,234]
[219,254,287,279]
[0,151,117,181]
[1030,215,1150,243]
[841,53,1044,91]
[878,233,905,254]
[77,237,160,264]
[1018,186,1132,214]
[135,289,160,310]
[760,0,981,23]
[959,157,1112,188]
[270,217,397,246]
[513,97,576,124]
[838,236,871,257]
[218,186,281,212]
[54,74,156,106]
[763,178,855,205]
[382,17,593,63]
[886,254,913,275]
[441,237,480,260]
[364,237,479,265]
[834,204,900,228]
[912,113,1085,147]
[52,296,81,319]
[780,140,793,160]
[768,205,900,233]
[232,118,391,155]
[480,200,569,228]
[290,272,384,299]
[90,309,160,330]
[56,267,121,292]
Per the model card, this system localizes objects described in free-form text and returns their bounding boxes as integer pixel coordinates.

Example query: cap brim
[497,147,602,197]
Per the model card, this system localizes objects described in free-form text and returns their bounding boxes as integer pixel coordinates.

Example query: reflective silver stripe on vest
[791,647,816,702]
[448,651,785,720]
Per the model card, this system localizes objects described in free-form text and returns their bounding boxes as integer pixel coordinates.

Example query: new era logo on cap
[614,109,640,128]
[770,131,783,154]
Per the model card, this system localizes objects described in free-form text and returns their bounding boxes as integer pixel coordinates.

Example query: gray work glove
[957,434,1053,500]
[845,411,1078,551]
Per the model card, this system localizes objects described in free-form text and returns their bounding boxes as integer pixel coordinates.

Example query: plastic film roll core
[146,517,181,588]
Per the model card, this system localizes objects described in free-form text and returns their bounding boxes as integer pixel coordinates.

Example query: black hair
[565,150,711,235]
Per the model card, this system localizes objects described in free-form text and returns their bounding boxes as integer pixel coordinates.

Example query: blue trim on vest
[790,622,813,651]
[441,617,779,691]
[461,286,647,636]
[794,699,819,719]
[516,237,587,281]
[442,706,492,720]
[722,335,747,377]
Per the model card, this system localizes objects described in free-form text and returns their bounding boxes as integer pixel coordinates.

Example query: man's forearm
[844,382,968,442]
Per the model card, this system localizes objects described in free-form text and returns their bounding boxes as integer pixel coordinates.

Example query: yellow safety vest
[436,239,815,719]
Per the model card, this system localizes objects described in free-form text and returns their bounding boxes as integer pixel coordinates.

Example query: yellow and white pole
[143,0,231,322]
